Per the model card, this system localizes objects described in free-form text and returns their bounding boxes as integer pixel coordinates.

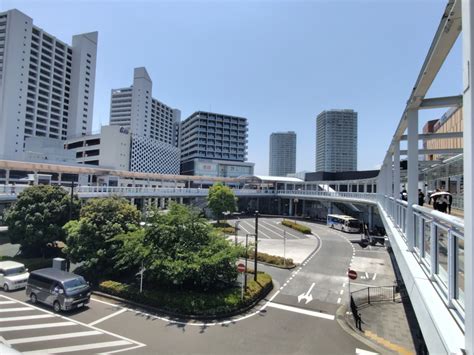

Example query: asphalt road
[0,221,381,354]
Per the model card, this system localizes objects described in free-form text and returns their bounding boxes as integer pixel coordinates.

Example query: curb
[244,259,297,270]
[335,304,389,354]
[92,280,273,321]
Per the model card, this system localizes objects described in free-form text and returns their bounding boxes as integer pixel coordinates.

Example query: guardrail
[351,285,399,308]
[380,195,465,319]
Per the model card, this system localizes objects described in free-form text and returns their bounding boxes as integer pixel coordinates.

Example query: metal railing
[379,195,465,318]
[351,285,399,308]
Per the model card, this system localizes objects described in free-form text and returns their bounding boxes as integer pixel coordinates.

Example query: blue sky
[2,0,462,174]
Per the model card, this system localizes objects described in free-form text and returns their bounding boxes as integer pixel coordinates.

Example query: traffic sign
[348,269,357,280]
[237,263,246,273]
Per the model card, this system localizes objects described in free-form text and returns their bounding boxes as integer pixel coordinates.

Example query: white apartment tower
[315,109,358,172]
[0,9,98,160]
[109,67,180,147]
[269,131,296,176]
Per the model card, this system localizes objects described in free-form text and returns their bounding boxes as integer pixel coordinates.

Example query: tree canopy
[207,182,237,223]
[64,196,140,277]
[5,185,80,255]
[114,203,241,291]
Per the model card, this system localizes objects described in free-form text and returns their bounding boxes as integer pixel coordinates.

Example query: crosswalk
[0,295,145,354]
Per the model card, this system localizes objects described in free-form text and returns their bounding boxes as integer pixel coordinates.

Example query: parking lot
[231,217,318,263]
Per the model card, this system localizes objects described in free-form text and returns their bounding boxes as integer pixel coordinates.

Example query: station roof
[245,175,304,183]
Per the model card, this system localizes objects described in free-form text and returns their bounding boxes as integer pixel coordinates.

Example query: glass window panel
[424,221,431,263]
[436,226,448,287]
[457,237,465,307]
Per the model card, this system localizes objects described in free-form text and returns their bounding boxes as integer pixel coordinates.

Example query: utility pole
[254,210,259,281]
[283,229,287,267]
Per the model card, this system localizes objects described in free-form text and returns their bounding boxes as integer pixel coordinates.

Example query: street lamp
[234,219,240,246]
[69,181,76,221]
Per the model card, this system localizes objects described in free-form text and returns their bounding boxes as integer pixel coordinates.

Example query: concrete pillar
[131,198,135,206]
[5,169,10,185]
[406,109,418,251]
[154,198,158,208]
[394,141,401,200]
[462,3,474,351]
[289,199,293,215]
[179,197,183,204]
[302,199,306,217]
[33,171,39,185]
[368,206,373,231]
[58,173,62,185]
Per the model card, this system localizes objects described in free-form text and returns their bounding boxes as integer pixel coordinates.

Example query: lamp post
[69,181,75,221]
[234,220,240,246]
[254,210,259,281]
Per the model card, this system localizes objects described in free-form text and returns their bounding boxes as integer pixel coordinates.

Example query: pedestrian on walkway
[418,189,425,206]
[437,194,449,213]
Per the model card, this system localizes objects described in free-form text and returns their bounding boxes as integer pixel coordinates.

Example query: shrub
[242,251,295,268]
[281,220,311,234]
[99,272,272,316]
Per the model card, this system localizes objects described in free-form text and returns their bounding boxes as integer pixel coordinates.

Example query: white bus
[327,214,361,233]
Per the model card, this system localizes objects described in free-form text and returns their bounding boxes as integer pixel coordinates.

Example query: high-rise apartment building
[0,9,98,160]
[180,111,254,177]
[109,67,180,147]
[315,109,357,172]
[269,131,296,176]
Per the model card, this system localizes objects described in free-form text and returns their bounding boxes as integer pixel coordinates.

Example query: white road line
[340,290,344,295]
[267,302,335,320]
[8,331,103,345]
[0,301,16,305]
[0,294,146,348]
[372,273,377,280]
[101,344,148,354]
[337,297,341,304]
[365,272,369,279]
[89,308,128,326]
[355,348,379,354]
[237,222,255,237]
[0,307,32,312]
[240,220,272,239]
[257,222,284,239]
[260,220,300,239]
[22,340,131,355]
[0,314,55,322]
[0,322,76,332]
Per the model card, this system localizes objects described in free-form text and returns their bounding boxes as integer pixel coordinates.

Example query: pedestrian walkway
[0,294,145,354]
[347,302,416,354]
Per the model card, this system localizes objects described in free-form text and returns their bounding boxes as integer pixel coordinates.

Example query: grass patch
[98,272,272,317]
[0,256,52,271]
[281,219,311,234]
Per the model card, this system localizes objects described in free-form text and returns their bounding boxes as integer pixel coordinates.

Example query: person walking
[418,189,425,206]
[437,194,449,213]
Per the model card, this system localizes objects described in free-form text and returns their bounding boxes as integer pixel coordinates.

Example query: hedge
[281,220,312,234]
[0,256,52,271]
[243,251,295,268]
[98,272,272,317]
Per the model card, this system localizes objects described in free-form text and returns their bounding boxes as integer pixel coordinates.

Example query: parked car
[0,261,29,291]
[26,268,91,312]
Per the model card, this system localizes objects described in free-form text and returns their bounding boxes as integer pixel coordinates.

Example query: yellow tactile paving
[364,330,415,355]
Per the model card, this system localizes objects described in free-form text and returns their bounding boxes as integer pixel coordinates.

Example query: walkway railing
[351,285,399,308]
[379,195,465,321]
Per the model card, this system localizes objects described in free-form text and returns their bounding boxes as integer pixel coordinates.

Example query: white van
[0,261,29,291]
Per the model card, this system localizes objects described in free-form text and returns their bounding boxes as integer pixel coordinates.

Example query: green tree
[114,203,240,291]
[5,185,80,256]
[207,182,237,223]
[63,196,140,277]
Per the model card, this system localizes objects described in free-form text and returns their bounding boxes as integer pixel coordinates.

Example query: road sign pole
[244,234,249,291]
[241,273,244,300]
[283,230,286,267]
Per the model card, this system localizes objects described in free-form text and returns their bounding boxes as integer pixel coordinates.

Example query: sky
[1,0,463,175]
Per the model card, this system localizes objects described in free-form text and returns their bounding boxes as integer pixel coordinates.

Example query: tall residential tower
[315,109,357,172]
[269,131,296,176]
[0,9,98,160]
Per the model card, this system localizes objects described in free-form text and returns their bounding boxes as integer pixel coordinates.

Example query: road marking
[298,283,315,304]
[355,348,379,354]
[22,340,131,354]
[8,331,103,345]
[365,272,369,279]
[337,297,341,304]
[0,322,76,332]
[257,222,284,239]
[340,290,344,295]
[240,220,272,239]
[0,301,16,305]
[0,307,32,312]
[372,273,377,280]
[0,314,55,322]
[267,302,335,320]
[0,294,146,349]
[89,308,127,326]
